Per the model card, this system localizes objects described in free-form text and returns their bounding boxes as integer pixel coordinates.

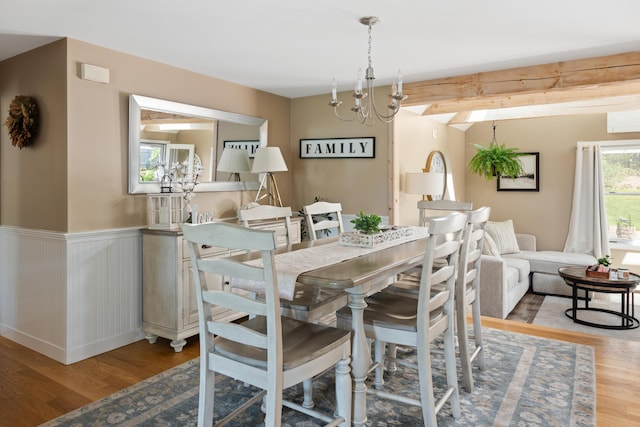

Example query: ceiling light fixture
[329,16,407,126]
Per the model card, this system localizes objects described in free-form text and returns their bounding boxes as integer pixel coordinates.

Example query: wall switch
[432,129,438,139]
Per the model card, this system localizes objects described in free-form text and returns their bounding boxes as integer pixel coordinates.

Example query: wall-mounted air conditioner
[607,110,640,133]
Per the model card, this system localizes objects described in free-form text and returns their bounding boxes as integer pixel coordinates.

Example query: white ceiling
[2,0,640,121]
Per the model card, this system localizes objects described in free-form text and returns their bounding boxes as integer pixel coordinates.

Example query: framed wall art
[223,140,260,158]
[300,137,375,159]
[497,152,539,191]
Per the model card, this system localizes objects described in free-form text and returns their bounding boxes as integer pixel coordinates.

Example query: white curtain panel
[564,143,610,258]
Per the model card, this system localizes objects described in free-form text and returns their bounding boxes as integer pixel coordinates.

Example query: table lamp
[217,148,250,181]
[251,147,288,206]
[405,172,445,200]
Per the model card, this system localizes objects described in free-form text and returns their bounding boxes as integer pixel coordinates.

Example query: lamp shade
[251,147,288,173]
[405,172,445,197]
[217,148,250,173]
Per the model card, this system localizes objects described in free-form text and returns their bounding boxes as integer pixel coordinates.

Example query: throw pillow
[482,232,501,257]
[485,219,520,254]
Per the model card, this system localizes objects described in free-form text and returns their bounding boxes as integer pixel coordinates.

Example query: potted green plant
[351,211,382,234]
[467,124,524,180]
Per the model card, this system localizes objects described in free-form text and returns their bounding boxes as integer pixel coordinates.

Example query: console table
[558,266,640,330]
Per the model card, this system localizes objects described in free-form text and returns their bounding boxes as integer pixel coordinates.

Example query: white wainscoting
[0,226,144,364]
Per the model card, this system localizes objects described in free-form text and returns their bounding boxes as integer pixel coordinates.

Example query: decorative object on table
[340,211,412,247]
[616,216,635,239]
[350,211,382,234]
[4,95,39,149]
[405,172,445,201]
[216,147,250,181]
[299,137,375,159]
[252,146,287,207]
[468,122,524,180]
[328,16,406,126]
[497,152,540,191]
[147,194,184,229]
[586,254,612,278]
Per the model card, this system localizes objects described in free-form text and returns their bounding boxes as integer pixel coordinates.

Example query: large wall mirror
[128,94,267,194]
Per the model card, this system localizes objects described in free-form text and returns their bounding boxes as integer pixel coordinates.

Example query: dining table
[229,227,430,426]
[276,231,430,426]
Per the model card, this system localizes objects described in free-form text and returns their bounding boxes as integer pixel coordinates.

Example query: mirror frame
[128,94,267,194]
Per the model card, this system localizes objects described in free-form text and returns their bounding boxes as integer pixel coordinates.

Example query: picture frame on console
[497,152,539,192]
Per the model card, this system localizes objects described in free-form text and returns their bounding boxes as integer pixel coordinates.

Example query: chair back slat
[417,212,467,327]
[417,200,473,227]
[208,320,269,349]
[238,205,294,247]
[303,201,344,240]
[182,221,281,364]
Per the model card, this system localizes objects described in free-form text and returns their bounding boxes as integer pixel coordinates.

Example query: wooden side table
[558,266,640,330]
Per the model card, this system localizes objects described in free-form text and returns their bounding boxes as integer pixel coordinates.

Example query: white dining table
[293,234,429,426]
[229,229,430,426]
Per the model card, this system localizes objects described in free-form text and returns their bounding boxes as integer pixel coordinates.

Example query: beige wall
[290,87,391,217]
[0,40,68,231]
[1,38,291,232]
[394,109,467,226]
[465,115,640,250]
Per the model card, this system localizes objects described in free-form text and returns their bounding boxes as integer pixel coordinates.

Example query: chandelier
[329,16,407,125]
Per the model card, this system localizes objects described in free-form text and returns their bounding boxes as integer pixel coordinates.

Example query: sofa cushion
[486,220,520,254]
[503,257,531,283]
[482,233,501,257]
[505,250,596,275]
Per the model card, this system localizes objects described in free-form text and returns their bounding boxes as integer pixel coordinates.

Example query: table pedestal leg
[347,290,370,427]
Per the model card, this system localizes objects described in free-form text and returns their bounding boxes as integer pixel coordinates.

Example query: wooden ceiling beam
[402,51,640,115]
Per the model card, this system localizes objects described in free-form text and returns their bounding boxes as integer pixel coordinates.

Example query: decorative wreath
[4,95,39,149]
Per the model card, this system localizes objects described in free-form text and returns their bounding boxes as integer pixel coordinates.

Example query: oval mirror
[128,94,266,194]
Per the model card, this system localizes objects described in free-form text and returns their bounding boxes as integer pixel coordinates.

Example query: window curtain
[564,143,610,258]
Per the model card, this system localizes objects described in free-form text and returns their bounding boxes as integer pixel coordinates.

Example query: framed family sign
[299,137,375,159]
[497,152,539,191]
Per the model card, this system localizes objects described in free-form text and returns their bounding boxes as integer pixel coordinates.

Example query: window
[601,142,640,241]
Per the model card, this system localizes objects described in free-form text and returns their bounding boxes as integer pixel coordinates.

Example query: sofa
[478,220,597,319]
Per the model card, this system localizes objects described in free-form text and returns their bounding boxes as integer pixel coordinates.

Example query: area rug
[533,295,640,342]
[41,328,595,427]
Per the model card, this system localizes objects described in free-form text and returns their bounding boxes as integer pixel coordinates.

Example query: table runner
[231,227,429,300]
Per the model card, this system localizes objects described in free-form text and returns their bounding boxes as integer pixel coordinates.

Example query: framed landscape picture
[497,152,539,191]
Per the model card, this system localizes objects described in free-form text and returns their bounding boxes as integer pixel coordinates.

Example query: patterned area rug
[533,295,640,342]
[41,328,595,427]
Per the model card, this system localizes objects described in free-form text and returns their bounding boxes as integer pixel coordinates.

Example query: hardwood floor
[1,293,639,426]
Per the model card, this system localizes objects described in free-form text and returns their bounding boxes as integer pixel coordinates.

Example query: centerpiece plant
[351,211,382,234]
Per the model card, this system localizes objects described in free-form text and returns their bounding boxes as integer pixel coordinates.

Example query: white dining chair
[454,206,491,392]
[182,222,352,427]
[389,206,491,392]
[335,212,467,426]
[303,201,344,240]
[238,204,294,247]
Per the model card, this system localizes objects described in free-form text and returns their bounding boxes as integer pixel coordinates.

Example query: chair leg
[456,302,474,393]
[417,340,438,427]
[302,378,314,408]
[264,382,283,427]
[443,324,461,419]
[471,297,486,370]
[335,356,352,426]
[197,368,215,427]
[387,343,398,372]
[374,340,386,389]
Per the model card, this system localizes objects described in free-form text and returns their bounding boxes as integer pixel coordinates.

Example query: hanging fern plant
[468,123,524,180]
